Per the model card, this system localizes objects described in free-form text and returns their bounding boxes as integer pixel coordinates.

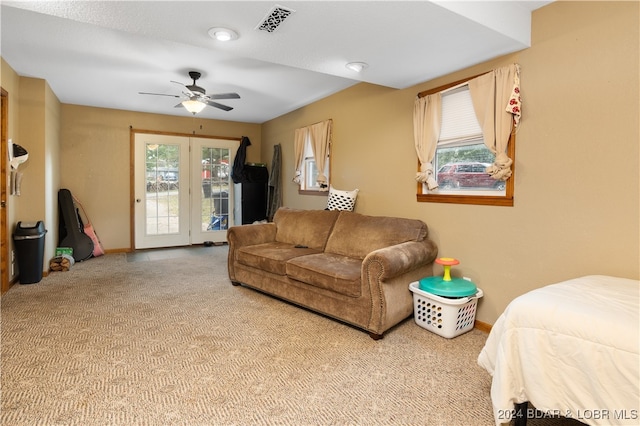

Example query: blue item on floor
[207,214,228,231]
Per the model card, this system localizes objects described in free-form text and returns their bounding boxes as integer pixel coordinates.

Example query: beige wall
[60,105,262,250]
[0,67,61,281]
[260,1,640,323]
[44,82,61,264]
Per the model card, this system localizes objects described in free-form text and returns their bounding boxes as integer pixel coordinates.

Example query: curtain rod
[129,128,242,141]
[417,71,488,99]
[298,118,332,129]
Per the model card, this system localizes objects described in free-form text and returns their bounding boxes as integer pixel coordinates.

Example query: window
[293,119,332,194]
[414,65,520,206]
[433,86,504,196]
[301,135,330,191]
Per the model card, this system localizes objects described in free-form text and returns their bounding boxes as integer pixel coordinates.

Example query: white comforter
[478,275,640,426]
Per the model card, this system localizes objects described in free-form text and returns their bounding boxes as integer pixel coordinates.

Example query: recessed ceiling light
[208,27,239,41]
[345,62,368,73]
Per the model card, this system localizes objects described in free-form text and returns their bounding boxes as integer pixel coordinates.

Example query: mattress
[478,275,640,426]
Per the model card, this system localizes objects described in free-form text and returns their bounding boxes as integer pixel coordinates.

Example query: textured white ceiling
[1,1,551,123]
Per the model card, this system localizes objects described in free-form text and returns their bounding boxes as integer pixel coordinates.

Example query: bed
[478,275,639,426]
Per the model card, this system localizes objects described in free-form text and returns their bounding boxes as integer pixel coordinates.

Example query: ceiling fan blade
[207,92,240,100]
[174,102,184,108]
[139,92,180,98]
[204,100,233,111]
[171,80,195,95]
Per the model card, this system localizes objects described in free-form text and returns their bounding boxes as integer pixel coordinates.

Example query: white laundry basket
[409,281,483,338]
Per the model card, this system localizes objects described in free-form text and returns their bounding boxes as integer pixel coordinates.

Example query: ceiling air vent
[255,4,295,33]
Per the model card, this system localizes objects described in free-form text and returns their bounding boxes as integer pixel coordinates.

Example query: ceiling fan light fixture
[345,62,368,73]
[182,99,206,114]
[208,27,239,41]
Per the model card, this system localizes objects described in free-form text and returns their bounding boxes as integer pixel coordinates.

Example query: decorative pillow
[326,186,359,211]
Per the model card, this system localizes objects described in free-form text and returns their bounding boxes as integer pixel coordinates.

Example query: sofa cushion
[237,242,322,276]
[324,212,428,260]
[273,208,340,250]
[286,253,362,298]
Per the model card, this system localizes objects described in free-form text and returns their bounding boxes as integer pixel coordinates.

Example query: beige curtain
[309,119,332,189]
[292,128,306,185]
[413,93,442,190]
[468,64,520,181]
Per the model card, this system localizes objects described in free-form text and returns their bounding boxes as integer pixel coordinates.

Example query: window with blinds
[439,85,482,145]
[433,85,503,194]
[416,71,516,206]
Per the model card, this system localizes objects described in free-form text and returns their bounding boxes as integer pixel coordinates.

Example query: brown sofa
[226,207,438,339]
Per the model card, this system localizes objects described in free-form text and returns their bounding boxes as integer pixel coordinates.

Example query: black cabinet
[240,165,268,224]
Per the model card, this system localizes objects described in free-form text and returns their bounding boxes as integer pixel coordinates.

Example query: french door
[133,132,238,249]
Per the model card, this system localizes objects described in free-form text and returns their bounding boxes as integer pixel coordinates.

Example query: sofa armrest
[362,239,438,335]
[227,222,277,247]
[363,239,438,281]
[227,223,277,281]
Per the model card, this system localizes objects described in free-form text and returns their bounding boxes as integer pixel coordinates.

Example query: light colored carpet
[1,247,582,426]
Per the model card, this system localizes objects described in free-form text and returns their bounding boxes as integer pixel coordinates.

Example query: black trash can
[13,221,47,284]
[202,179,212,198]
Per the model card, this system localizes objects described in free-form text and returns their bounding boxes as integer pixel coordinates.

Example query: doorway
[133,131,239,249]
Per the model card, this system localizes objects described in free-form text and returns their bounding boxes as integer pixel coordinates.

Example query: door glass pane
[146,143,181,235]
[201,147,230,231]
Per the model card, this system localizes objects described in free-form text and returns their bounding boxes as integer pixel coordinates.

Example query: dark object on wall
[58,189,94,262]
[231,136,251,184]
[13,221,47,284]
[267,144,282,221]
[240,164,268,224]
[9,142,29,170]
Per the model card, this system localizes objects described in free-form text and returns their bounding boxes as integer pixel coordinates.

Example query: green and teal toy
[418,257,478,298]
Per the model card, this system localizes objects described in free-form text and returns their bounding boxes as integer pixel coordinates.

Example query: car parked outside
[163,171,178,181]
[437,162,505,190]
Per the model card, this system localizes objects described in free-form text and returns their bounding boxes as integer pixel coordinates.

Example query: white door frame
[134,133,191,249]
[190,137,238,244]
[132,130,239,249]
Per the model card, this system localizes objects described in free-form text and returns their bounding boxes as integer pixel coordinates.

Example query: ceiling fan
[139,71,240,114]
